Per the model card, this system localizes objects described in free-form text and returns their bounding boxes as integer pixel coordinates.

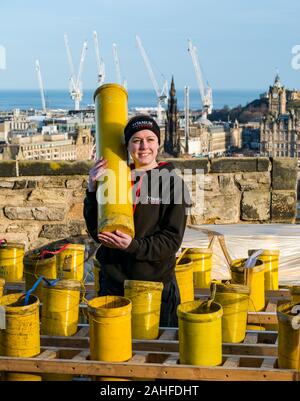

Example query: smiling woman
[84,114,191,327]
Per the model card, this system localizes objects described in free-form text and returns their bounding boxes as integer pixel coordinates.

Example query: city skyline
[0,0,300,91]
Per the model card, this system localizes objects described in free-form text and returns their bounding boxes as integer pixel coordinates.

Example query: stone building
[0,109,30,142]
[260,74,300,159]
[0,127,93,161]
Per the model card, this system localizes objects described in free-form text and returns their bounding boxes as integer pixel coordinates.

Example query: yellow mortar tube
[177,300,223,366]
[24,252,57,303]
[0,243,24,282]
[248,249,279,291]
[88,296,132,362]
[94,84,134,237]
[214,282,250,343]
[277,302,300,370]
[0,293,40,357]
[41,279,81,336]
[0,278,4,298]
[230,258,265,312]
[124,280,163,340]
[175,257,194,304]
[184,247,212,289]
[56,244,85,281]
[3,372,42,381]
[291,286,300,304]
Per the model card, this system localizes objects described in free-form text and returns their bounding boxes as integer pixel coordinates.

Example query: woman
[84,115,190,326]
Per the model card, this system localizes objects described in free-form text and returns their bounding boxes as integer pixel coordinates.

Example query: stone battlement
[0,157,298,250]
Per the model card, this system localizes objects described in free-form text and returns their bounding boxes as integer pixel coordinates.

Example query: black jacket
[83,161,190,286]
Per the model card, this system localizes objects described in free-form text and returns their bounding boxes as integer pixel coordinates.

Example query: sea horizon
[0,88,264,112]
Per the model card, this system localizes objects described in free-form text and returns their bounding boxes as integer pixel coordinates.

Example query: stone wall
[0,158,298,250]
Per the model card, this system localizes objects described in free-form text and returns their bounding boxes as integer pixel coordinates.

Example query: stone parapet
[0,158,297,250]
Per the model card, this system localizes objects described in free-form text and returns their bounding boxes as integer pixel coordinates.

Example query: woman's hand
[98,230,132,250]
[88,157,108,192]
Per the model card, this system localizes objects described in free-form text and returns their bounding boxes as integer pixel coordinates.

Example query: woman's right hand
[88,157,108,192]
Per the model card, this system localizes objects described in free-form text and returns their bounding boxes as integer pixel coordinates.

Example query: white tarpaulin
[181,224,300,285]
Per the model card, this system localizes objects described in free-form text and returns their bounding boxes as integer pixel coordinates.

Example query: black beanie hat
[124,115,160,146]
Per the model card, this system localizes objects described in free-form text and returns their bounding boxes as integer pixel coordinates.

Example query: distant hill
[209,97,268,123]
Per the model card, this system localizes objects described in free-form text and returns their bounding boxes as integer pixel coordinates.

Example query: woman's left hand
[98,230,132,250]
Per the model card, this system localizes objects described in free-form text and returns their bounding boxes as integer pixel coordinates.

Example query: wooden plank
[38,349,59,359]
[72,350,90,361]
[74,327,89,337]
[223,357,240,368]
[261,358,277,369]
[129,354,148,363]
[244,332,258,344]
[40,334,277,357]
[0,357,297,381]
[247,312,277,325]
[159,329,177,341]
[163,354,178,365]
[265,300,278,313]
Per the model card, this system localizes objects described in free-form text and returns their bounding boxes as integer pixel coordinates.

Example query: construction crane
[112,43,127,89]
[35,60,46,113]
[188,39,213,121]
[93,31,105,85]
[135,35,168,125]
[64,34,88,110]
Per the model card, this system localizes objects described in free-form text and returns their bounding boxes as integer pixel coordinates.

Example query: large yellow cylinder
[88,296,132,362]
[3,372,42,381]
[277,302,300,370]
[56,244,85,281]
[175,257,194,303]
[94,84,134,237]
[177,300,223,366]
[0,243,24,282]
[24,252,57,303]
[291,286,300,304]
[0,293,40,357]
[124,280,163,340]
[184,248,212,289]
[41,279,81,336]
[0,278,4,298]
[231,259,265,312]
[214,282,250,343]
[248,249,279,291]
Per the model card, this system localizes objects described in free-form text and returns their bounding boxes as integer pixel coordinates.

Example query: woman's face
[127,129,159,169]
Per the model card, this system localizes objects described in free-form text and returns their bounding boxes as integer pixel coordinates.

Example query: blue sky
[0,0,299,91]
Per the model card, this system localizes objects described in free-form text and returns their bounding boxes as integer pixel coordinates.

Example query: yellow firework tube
[214,282,250,343]
[277,302,300,370]
[248,249,279,291]
[41,279,81,337]
[230,258,265,312]
[177,300,223,366]
[175,257,194,303]
[56,244,85,281]
[184,247,212,289]
[124,280,163,340]
[94,84,134,237]
[88,295,132,362]
[0,243,24,282]
[291,286,300,304]
[0,293,40,358]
